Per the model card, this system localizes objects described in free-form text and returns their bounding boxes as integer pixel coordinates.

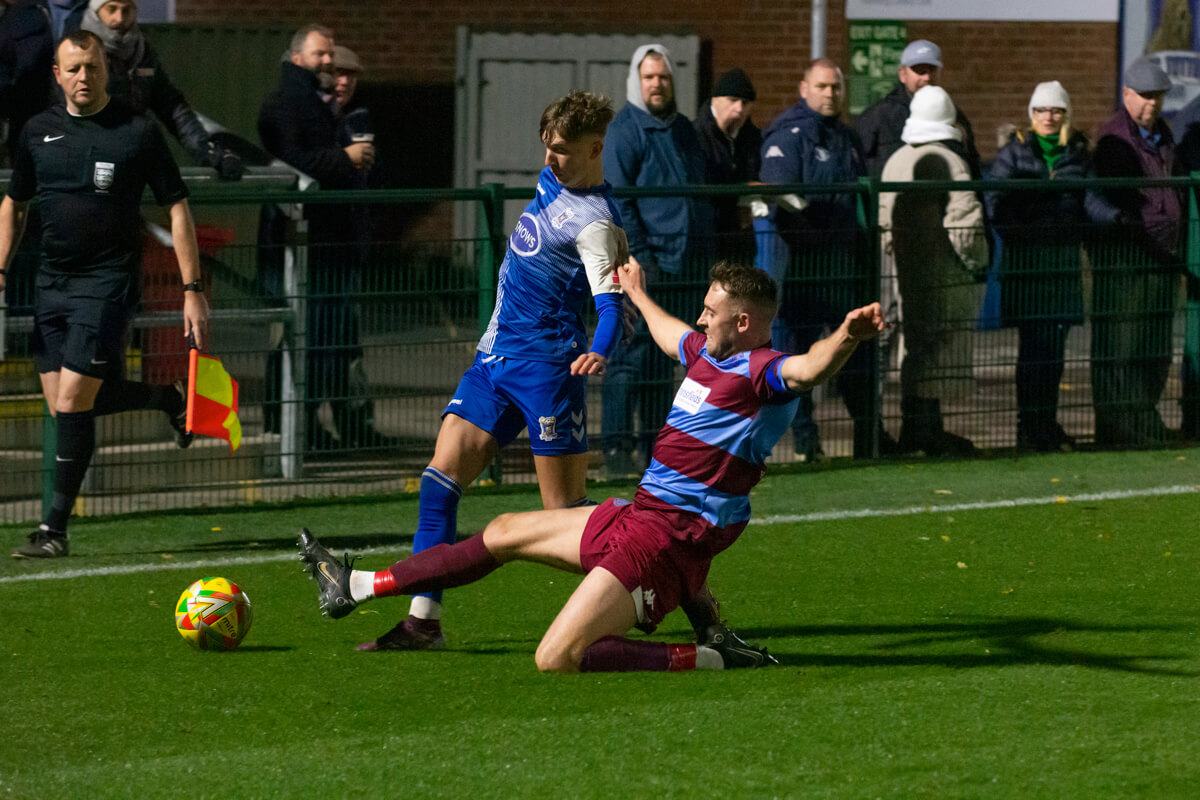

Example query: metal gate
[453,28,700,238]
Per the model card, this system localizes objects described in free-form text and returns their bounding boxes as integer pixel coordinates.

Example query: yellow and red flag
[186,349,242,453]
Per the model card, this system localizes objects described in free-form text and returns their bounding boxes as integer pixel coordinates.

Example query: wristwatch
[183,280,204,292]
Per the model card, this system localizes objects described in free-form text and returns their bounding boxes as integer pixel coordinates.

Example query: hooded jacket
[601,44,711,275]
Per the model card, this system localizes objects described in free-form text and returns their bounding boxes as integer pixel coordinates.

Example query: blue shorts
[446,353,587,455]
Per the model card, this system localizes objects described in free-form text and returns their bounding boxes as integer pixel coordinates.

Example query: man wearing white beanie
[879,86,988,457]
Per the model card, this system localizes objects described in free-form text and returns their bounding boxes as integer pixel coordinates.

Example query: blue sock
[411,467,463,607]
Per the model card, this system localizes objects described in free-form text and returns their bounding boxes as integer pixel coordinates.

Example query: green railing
[1,172,1197,524]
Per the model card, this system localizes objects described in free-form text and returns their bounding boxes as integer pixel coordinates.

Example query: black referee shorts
[32,278,136,380]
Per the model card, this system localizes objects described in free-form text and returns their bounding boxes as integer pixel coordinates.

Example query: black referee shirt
[8,99,188,281]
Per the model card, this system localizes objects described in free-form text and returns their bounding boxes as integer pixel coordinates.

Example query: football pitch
[2,449,1198,798]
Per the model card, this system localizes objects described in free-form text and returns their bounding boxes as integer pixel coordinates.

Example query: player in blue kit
[356,90,630,651]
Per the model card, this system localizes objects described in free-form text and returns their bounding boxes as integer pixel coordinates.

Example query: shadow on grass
[232,645,293,653]
[738,617,1198,677]
[147,531,416,556]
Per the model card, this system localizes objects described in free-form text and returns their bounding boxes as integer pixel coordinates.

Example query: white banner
[846,0,1119,21]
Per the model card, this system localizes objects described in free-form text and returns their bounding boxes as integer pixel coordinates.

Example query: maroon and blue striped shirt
[636,331,800,555]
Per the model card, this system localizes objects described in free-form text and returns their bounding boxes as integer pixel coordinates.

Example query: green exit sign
[848,21,907,116]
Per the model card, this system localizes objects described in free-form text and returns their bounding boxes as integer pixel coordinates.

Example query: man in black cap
[1091,56,1184,446]
[693,67,761,262]
[855,39,979,178]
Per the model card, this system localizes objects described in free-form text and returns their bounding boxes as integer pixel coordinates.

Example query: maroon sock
[376,534,499,597]
[579,635,698,672]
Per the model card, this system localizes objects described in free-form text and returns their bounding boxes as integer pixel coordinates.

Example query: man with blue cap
[855,39,979,178]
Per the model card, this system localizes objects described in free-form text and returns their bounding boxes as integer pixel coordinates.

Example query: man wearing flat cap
[1091,56,1184,446]
[693,67,761,262]
[855,39,979,179]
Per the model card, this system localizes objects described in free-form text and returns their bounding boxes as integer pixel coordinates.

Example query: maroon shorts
[579,496,714,627]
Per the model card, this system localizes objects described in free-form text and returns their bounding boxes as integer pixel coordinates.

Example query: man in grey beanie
[1091,56,1183,446]
[80,0,241,178]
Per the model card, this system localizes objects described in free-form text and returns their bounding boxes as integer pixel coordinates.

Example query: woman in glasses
[985,81,1116,452]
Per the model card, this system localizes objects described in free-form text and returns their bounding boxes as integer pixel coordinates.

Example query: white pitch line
[0,544,410,584]
[751,484,1200,526]
[2,484,1197,585]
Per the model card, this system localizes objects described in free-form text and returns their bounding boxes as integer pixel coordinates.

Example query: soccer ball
[175,576,253,651]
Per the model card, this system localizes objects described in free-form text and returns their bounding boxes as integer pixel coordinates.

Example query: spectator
[79,0,241,178]
[258,24,378,451]
[879,86,988,456]
[1169,80,1200,439]
[327,43,396,448]
[1092,57,1183,446]
[1171,88,1200,172]
[600,43,712,478]
[42,0,87,41]
[757,57,892,460]
[855,40,981,385]
[693,67,761,262]
[856,39,980,179]
[2,30,207,558]
[0,0,55,162]
[986,81,1118,452]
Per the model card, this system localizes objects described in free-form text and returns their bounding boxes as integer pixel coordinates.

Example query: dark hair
[709,261,778,316]
[290,23,334,54]
[540,91,615,144]
[56,30,104,63]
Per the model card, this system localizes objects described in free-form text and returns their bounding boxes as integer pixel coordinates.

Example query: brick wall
[177,0,1121,160]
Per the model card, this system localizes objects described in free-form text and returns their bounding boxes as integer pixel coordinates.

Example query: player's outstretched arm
[0,196,29,294]
[779,302,884,392]
[168,198,209,350]
[617,255,693,361]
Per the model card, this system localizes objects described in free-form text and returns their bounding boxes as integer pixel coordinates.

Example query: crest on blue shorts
[538,415,558,442]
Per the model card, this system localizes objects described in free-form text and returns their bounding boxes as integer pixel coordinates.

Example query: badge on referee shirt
[94,161,115,191]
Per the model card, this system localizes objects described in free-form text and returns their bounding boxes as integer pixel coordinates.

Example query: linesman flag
[186,347,243,453]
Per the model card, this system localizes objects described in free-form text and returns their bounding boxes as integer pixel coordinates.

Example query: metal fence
[1,173,1197,524]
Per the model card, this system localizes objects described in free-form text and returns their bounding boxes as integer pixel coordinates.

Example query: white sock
[695,645,724,670]
[349,570,376,603]
[409,596,442,620]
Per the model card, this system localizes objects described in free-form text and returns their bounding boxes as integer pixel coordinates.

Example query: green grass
[2,449,1199,798]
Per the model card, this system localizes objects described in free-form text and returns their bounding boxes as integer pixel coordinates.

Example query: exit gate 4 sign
[848,21,907,116]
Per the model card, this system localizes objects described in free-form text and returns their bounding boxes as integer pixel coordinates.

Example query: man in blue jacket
[757,58,890,461]
[600,43,712,479]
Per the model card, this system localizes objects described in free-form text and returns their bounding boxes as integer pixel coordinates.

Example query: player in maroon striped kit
[299,257,883,672]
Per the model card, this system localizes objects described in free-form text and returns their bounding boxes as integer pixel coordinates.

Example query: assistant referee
[0,30,209,559]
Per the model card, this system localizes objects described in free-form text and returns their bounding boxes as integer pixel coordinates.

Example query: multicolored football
[175,576,253,651]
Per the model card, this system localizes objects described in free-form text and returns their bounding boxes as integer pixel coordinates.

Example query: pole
[812,0,827,59]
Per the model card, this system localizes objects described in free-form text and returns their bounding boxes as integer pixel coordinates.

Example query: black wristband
[183,280,204,292]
